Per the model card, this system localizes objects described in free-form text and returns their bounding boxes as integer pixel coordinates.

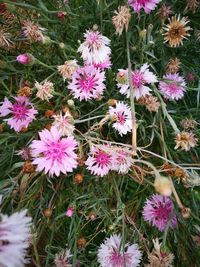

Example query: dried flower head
[138,95,160,112]
[57,60,78,81]
[175,131,198,151]
[146,238,174,267]
[180,118,198,130]
[0,29,12,49]
[18,86,31,97]
[184,0,200,14]
[166,58,181,74]
[34,80,54,101]
[112,6,131,36]
[54,248,72,267]
[163,15,191,47]
[52,111,75,137]
[22,20,46,43]
[158,4,173,23]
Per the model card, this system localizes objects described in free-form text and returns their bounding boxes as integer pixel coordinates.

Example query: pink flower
[0,208,32,267]
[117,64,158,99]
[92,57,112,70]
[54,248,72,267]
[30,126,78,177]
[66,207,74,217]
[78,30,111,65]
[128,0,161,14]
[68,65,105,101]
[16,54,32,64]
[109,101,132,136]
[159,73,186,100]
[98,234,142,267]
[85,145,113,177]
[143,194,177,232]
[111,146,132,174]
[0,96,37,132]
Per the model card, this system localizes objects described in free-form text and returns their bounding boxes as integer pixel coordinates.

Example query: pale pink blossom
[109,101,132,136]
[98,234,142,267]
[0,207,32,267]
[117,64,158,99]
[30,126,78,177]
[92,57,112,70]
[53,111,75,137]
[68,65,105,101]
[66,207,74,217]
[54,248,72,267]
[159,73,186,100]
[34,80,54,101]
[111,146,132,174]
[0,96,37,132]
[78,30,111,65]
[128,0,161,14]
[57,60,78,81]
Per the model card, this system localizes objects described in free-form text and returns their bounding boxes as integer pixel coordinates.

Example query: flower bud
[66,207,74,217]
[44,208,53,218]
[74,173,83,184]
[181,207,191,219]
[154,176,172,196]
[67,99,75,107]
[16,54,32,65]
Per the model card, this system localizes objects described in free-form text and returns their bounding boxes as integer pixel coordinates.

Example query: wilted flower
[78,30,111,65]
[0,29,12,49]
[0,207,32,267]
[16,54,32,65]
[18,86,32,97]
[158,4,173,23]
[30,126,78,177]
[22,20,46,43]
[159,73,186,101]
[109,101,132,136]
[180,118,198,130]
[68,65,105,101]
[97,234,142,267]
[175,131,198,151]
[143,194,177,232]
[166,58,181,74]
[34,80,54,101]
[117,64,158,99]
[184,0,200,14]
[146,238,174,267]
[85,145,113,177]
[57,60,78,81]
[0,96,37,132]
[17,147,32,160]
[128,0,161,14]
[53,111,75,136]
[163,15,191,47]
[138,95,160,112]
[112,6,131,35]
[54,248,72,267]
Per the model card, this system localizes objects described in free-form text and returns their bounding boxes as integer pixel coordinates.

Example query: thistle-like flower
[22,20,46,43]
[57,60,78,81]
[166,58,181,74]
[112,6,131,35]
[34,80,54,101]
[175,131,198,151]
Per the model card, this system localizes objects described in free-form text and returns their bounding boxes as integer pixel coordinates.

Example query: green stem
[75,115,105,124]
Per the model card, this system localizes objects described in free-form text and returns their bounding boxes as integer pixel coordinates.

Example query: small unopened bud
[77,237,87,249]
[45,110,55,118]
[59,42,65,49]
[44,208,53,218]
[16,54,33,65]
[93,24,98,31]
[22,161,35,173]
[88,212,96,221]
[154,176,172,196]
[139,29,147,39]
[74,173,83,184]
[107,99,117,106]
[181,207,191,219]
[67,99,75,107]
[66,207,74,217]
[18,86,31,97]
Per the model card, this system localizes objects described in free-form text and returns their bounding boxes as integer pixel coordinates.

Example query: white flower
[109,101,132,136]
[34,80,54,101]
[78,30,111,65]
[52,111,75,137]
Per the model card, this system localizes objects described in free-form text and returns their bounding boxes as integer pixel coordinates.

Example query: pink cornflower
[143,194,177,232]
[16,54,32,65]
[30,126,78,177]
[54,248,72,267]
[159,73,186,100]
[0,207,32,267]
[111,146,132,174]
[85,145,113,177]
[78,30,111,65]
[128,0,161,14]
[117,64,158,99]
[68,65,105,101]
[109,101,132,136]
[93,57,112,70]
[98,234,142,267]
[0,96,37,132]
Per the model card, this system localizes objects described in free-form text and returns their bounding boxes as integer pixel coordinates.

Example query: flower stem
[126,32,137,154]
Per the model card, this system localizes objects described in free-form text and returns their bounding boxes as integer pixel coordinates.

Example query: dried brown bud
[45,124,52,130]
[22,161,35,173]
[74,173,84,184]
[77,237,87,249]
[43,208,53,218]
[107,99,117,106]
[181,207,191,218]
[166,58,181,74]
[18,86,31,97]
[0,124,3,133]
[45,109,55,118]
[161,163,175,176]
[88,212,96,221]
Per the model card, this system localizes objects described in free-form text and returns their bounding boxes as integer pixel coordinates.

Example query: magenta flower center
[12,103,28,120]
[137,0,148,5]
[95,151,111,166]
[45,141,65,161]
[167,83,179,93]
[116,112,125,124]
[132,71,144,88]
[110,251,124,266]
[79,76,95,92]
[87,32,101,47]
[154,203,172,220]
